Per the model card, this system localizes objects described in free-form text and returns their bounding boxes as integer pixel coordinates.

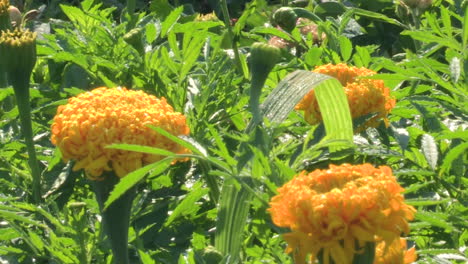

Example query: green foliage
[0,0,467,263]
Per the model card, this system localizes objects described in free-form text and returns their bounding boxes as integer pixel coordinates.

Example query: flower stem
[219,0,243,74]
[93,173,136,264]
[11,74,41,203]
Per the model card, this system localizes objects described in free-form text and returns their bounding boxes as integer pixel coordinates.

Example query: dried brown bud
[8,5,21,27]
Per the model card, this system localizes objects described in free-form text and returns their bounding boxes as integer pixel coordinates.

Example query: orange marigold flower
[296,63,396,131]
[374,237,417,264]
[268,163,415,264]
[51,87,190,180]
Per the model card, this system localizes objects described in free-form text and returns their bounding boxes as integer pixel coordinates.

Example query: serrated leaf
[351,8,405,27]
[0,88,13,102]
[180,33,207,81]
[106,144,175,157]
[148,125,205,156]
[138,249,156,264]
[28,231,45,252]
[415,211,454,232]
[339,36,352,61]
[164,181,208,227]
[421,134,438,170]
[405,198,450,206]
[103,159,171,210]
[0,210,46,228]
[161,6,183,38]
[418,248,465,255]
[250,27,295,43]
[400,31,463,52]
[439,142,468,176]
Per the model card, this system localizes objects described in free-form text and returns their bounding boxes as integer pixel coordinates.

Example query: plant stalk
[219,0,243,75]
[93,173,136,264]
[10,74,41,203]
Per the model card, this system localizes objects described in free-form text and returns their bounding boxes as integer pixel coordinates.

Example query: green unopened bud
[272,7,298,32]
[0,28,37,92]
[202,246,223,264]
[401,0,433,9]
[123,27,144,55]
[0,0,11,30]
[249,42,281,77]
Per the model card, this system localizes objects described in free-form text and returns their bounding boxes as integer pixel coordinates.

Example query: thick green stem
[248,72,268,129]
[93,173,136,264]
[11,75,41,203]
[199,159,220,204]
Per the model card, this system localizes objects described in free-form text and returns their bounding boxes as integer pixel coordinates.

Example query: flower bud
[202,246,223,263]
[0,0,11,30]
[8,5,21,27]
[249,42,281,77]
[0,28,37,93]
[401,0,433,9]
[123,27,144,55]
[272,7,298,32]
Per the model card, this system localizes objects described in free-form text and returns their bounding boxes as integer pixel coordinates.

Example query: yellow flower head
[374,237,417,264]
[51,87,190,180]
[296,63,396,131]
[268,163,415,264]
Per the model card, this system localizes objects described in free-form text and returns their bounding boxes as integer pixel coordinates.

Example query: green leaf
[400,30,463,52]
[405,198,451,206]
[439,142,468,176]
[150,0,173,18]
[339,36,352,61]
[352,8,406,28]
[164,181,209,227]
[103,159,171,210]
[463,5,468,48]
[215,181,252,263]
[421,134,438,170]
[161,6,183,38]
[415,211,454,232]
[180,33,207,82]
[138,249,156,264]
[27,231,45,252]
[0,87,14,102]
[145,22,160,44]
[250,27,295,43]
[260,70,353,143]
[0,210,46,228]
[106,144,175,157]
[147,125,205,156]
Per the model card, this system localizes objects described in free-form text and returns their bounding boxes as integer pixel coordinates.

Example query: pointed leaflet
[103,159,172,210]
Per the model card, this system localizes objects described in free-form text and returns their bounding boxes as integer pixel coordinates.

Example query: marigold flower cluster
[51,87,190,180]
[268,163,415,264]
[374,237,417,264]
[296,63,396,131]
